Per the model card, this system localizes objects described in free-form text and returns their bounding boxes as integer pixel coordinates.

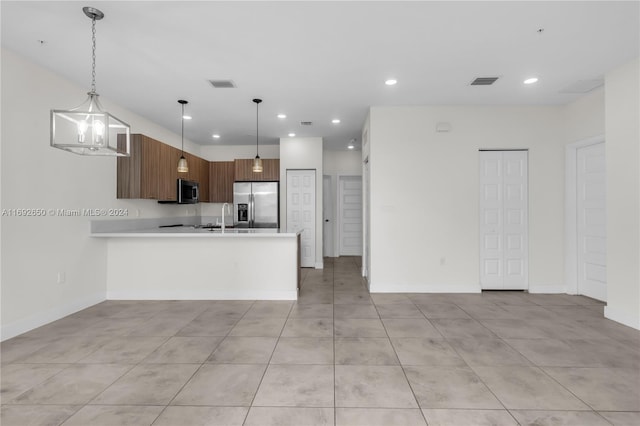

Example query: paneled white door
[479,151,528,290]
[339,176,363,256]
[577,142,607,301]
[287,170,316,267]
[364,157,371,283]
[323,175,334,257]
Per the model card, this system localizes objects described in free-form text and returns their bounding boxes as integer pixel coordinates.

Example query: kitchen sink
[191,224,234,230]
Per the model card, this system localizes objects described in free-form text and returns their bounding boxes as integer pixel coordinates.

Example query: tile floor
[1,256,639,425]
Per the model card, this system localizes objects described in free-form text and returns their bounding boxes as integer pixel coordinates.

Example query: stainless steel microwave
[177,179,199,204]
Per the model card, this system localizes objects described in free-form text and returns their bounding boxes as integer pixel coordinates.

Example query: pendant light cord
[255,101,259,157]
[181,103,185,155]
[90,16,97,95]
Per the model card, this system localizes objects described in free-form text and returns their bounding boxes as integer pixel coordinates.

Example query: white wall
[368,106,566,292]
[604,57,640,329]
[280,137,324,268]
[323,150,362,176]
[200,144,279,162]
[564,87,605,143]
[0,49,198,340]
[322,150,362,257]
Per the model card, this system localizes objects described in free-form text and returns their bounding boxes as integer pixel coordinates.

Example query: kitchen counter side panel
[103,235,298,300]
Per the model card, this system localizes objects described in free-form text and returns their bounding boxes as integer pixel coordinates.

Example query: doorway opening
[565,137,607,301]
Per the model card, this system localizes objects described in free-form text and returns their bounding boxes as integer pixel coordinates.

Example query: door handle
[250,193,255,227]
[325,219,329,222]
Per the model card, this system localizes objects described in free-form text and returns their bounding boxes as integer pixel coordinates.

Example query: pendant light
[252,98,263,173]
[177,100,189,173]
[50,7,130,156]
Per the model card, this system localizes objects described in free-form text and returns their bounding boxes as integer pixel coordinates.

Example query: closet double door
[479,150,528,290]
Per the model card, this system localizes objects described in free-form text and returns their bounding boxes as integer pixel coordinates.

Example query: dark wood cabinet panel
[198,157,210,203]
[117,134,159,199]
[263,159,280,181]
[119,135,274,204]
[141,136,160,199]
[116,135,138,199]
[209,161,235,203]
[158,142,181,201]
[234,158,280,181]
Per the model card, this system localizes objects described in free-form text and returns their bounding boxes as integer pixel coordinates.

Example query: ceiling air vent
[300,121,313,126]
[208,79,236,89]
[470,77,499,86]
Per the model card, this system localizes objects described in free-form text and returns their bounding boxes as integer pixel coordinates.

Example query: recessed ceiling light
[524,77,539,85]
[332,119,341,124]
[277,114,287,119]
[183,115,192,120]
[288,133,296,137]
[212,134,220,139]
[385,79,397,86]
[347,144,354,150]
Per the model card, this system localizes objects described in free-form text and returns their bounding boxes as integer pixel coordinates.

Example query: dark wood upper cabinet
[199,157,211,203]
[157,142,181,201]
[117,134,160,199]
[118,134,280,203]
[234,158,280,181]
[209,161,235,203]
[118,134,208,202]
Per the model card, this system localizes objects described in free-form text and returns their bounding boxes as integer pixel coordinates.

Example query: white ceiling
[2,1,638,150]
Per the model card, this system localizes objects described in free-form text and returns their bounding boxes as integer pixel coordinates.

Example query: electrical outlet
[440,257,446,266]
[57,272,66,284]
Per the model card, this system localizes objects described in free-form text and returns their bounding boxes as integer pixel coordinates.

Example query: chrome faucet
[221,203,231,232]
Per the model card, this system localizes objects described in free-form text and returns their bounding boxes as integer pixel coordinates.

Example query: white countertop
[91,226,300,238]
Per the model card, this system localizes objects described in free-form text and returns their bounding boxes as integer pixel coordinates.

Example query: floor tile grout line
[456,300,588,414]
[377,296,428,422]
[239,295,294,424]
[441,329,513,415]
[403,294,535,422]
[4,264,639,425]
[156,300,258,425]
[534,364,608,413]
[453,298,609,416]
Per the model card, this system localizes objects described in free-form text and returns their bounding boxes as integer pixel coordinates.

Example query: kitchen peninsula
[92,223,301,300]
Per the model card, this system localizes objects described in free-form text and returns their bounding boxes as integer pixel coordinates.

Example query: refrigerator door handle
[250,193,255,227]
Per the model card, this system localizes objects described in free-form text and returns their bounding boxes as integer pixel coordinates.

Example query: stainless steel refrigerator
[233,182,279,228]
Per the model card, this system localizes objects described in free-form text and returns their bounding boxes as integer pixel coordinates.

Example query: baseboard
[370,282,481,293]
[528,283,566,294]
[107,290,298,301]
[315,261,324,269]
[1,293,106,341]
[604,306,640,330]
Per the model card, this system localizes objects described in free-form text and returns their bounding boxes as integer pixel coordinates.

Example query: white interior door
[323,175,334,257]
[339,176,363,256]
[577,142,607,301]
[287,170,316,267]
[479,151,528,290]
